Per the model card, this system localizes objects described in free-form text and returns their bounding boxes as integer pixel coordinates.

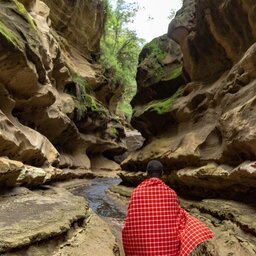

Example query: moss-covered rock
[14,0,36,29]
[131,34,184,110]
[0,20,22,48]
[0,0,37,49]
[0,0,47,97]
[136,34,183,90]
[133,87,184,117]
[130,35,185,138]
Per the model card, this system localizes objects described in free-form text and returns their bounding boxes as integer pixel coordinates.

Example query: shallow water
[71,177,126,220]
[71,177,127,255]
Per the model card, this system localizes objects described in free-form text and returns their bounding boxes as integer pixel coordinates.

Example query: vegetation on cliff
[13,0,36,29]
[100,0,144,119]
[0,20,21,48]
[71,74,107,120]
[133,86,184,117]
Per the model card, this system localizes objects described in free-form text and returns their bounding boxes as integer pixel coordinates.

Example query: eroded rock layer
[122,0,256,254]
[0,0,126,186]
[0,186,119,256]
[123,0,256,200]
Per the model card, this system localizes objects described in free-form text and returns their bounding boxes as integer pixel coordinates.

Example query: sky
[125,0,182,42]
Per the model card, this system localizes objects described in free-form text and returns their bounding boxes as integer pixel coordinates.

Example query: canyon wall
[0,0,127,254]
[0,0,128,187]
[121,0,256,255]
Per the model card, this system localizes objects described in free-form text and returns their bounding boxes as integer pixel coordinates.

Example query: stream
[71,177,128,254]
[71,177,127,219]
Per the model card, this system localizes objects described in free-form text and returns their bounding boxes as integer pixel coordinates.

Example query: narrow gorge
[0,0,255,255]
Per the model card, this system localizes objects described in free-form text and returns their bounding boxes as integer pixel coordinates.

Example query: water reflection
[71,178,126,220]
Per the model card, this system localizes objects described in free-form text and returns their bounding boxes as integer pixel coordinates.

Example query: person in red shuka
[122,160,214,256]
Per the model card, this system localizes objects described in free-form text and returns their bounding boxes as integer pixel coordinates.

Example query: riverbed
[71,177,128,255]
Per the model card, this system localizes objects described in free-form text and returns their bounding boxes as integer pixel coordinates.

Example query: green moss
[118,101,133,120]
[143,37,166,61]
[72,74,87,89]
[139,36,183,86]
[153,87,183,114]
[147,87,184,114]
[0,20,22,48]
[110,127,119,137]
[166,66,182,80]
[134,87,184,116]
[71,74,107,120]
[86,94,99,112]
[13,0,36,29]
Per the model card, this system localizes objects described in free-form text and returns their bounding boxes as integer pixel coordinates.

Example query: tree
[100,0,145,119]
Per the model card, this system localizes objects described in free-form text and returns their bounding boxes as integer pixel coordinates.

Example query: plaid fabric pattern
[122,178,214,256]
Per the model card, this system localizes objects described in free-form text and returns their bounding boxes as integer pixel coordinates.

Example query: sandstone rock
[114,127,145,163]
[0,2,60,167]
[0,188,88,253]
[125,42,256,179]
[0,1,48,97]
[168,0,256,81]
[59,152,91,169]
[16,165,46,186]
[118,171,147,187]
[0,84,59,166]
[0,158,23,186]
[109,185,133,198]
[91,155,121,172]
[165,162,256,201]
[52,210,121,256]
[0,0,127,177]
[132,34,184,106]
[50,168,96,181]
[124,128,145,152]
[41,0,105,60]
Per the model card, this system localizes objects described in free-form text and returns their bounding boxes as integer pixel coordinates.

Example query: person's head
[146,160,163,178]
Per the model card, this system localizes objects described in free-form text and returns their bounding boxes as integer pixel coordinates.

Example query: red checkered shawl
[122,178,214,256]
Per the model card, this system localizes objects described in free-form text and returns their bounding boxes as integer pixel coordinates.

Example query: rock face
[42,0,105,60]
[121,0,256,254]
[131,34,185,138]
[0,0,126,186]
[122,0,256,199]
[168,0,256,82]
[0,187,119,256]
[0,188,88,253]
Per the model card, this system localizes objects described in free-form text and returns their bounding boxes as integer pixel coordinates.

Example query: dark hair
[146,160,163,177]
